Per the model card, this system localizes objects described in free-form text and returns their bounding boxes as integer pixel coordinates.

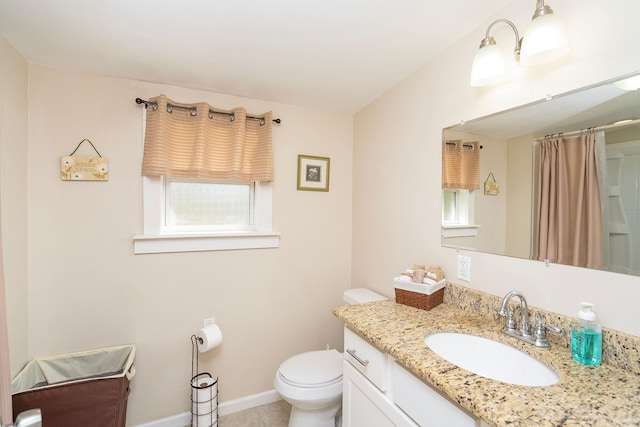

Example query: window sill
[133,232,281,254]
[441,224,480,238]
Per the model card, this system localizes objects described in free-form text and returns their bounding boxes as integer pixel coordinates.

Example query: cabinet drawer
[344,327,388,391]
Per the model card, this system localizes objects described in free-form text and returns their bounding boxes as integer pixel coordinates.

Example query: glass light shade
[520,13,570,66]
[613,75,640,91]
[470,43,507,87]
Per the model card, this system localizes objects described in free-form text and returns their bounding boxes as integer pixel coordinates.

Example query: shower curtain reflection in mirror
[534,131,604,269]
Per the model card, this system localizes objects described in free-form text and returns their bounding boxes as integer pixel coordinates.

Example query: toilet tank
[343,288,387,305]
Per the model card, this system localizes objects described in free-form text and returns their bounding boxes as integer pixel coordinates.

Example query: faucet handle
[500,309,516,332]
[533,318,563,348]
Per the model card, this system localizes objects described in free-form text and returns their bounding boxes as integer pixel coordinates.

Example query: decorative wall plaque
[61,139,108,181]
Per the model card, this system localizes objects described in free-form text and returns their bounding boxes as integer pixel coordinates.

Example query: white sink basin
[424,332,559,386]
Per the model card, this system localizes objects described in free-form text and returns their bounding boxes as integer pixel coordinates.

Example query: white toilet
[274,288,387,427]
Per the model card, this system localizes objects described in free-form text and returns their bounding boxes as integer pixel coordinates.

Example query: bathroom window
[134,95,279,254]
[164,178,254,232]
[134,176,278,254]
[442,189,473,224]
[441,189,478,237]
[441,140,480,238]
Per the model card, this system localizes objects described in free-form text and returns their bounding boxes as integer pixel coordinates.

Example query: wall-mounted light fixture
[613,75,640,91]
[470,0,570,87]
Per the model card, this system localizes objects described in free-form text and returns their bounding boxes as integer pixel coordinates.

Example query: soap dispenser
[571,302,602,366]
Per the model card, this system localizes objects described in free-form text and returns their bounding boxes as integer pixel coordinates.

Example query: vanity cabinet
[343,327,417,427]
[343,327,486,427]
[343,361,414,427]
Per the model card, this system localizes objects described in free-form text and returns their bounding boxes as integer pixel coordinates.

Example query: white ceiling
[0,0,515,113]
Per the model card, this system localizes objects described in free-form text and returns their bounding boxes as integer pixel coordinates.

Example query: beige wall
[0,36,29,377]
[24,66,353,424]
[353,0,640,336]
[505,134,533,258]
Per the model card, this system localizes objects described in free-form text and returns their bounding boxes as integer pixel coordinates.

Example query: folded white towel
[395,275,412,284]
[395,273,440,287]
[422,277,440,286]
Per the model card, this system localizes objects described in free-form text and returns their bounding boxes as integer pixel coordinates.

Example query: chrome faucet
[498,290,531,337]
[497,290,562,348]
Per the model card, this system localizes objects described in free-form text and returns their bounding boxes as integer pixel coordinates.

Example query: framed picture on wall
[297,155,330,192]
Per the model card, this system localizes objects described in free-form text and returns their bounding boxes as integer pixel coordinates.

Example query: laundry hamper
[11,344,136,427]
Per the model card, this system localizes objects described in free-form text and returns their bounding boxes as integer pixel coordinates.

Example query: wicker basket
[395,287,444,311]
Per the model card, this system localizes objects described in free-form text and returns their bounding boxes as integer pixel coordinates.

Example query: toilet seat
[278,349,342,388]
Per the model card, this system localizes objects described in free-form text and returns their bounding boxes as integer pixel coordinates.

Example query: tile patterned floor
[217,400,291,427]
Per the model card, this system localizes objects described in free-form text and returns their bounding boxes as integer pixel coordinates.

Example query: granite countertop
[333,300,640,427]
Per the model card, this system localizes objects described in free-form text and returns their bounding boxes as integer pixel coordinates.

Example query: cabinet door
[343,361,417,427]
[392,363,477,427]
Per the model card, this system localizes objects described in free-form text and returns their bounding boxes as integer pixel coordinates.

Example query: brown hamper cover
[11,345,135,427]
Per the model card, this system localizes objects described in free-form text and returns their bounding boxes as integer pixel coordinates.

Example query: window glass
[442,189,458,223]
[442,189,473,225]
[165,179,253,230]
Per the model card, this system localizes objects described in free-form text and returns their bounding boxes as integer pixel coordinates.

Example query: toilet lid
[279,349,342,387]
[343,288,387,305]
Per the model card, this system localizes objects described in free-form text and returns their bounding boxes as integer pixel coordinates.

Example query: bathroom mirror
[442,71,640,276]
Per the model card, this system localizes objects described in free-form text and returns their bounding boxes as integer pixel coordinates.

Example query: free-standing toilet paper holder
[190,335,218,427]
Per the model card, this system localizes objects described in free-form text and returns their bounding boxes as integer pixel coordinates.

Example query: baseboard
[134,412,191,427]
[218,389,281,416]
[134,389,281,427]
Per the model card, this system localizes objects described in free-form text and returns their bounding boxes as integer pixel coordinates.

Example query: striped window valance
[142,94,273,182]
[442,140,480,190]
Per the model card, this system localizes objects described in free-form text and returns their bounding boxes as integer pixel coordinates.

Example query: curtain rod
[135,98,281,124]
[444,140,483,149]
[537,118,640,140]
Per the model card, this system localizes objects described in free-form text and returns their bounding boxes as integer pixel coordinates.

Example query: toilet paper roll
[192,376,218,426]
[192,412,216,427]
[196,324,223,353]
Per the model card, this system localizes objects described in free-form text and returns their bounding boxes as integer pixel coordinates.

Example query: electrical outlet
[457,255,471,281]
[203,318,216,327]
